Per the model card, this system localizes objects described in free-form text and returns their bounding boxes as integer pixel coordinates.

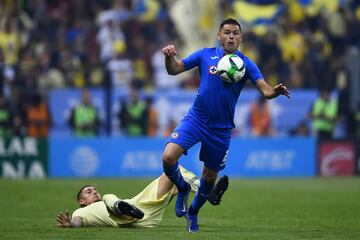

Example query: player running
[161,18,290,232]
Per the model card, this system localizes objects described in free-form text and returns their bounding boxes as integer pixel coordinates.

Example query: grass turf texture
[2,177,360,239]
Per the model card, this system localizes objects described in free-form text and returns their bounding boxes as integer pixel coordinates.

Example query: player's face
[218,24,242,54]
[79,186,102,206]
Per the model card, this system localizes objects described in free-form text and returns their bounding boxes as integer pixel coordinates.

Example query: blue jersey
[182,47,263,129]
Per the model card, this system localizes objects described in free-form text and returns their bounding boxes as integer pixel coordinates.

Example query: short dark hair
[219,18,242,31]
[76,185,92,206]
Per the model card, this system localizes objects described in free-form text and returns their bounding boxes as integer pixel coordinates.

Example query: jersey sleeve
[72,208,89,226]
[182,48,204,70]
[243,57,264,84]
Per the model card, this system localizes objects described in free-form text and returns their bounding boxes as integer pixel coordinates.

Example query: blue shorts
[166,116,231,172]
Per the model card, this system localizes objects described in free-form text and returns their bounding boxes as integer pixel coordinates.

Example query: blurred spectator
[24,94,51,137]
[0,94,13,137]
[163,118,177,137]
[85,53,106,87]
[258,29,286,87]
[289,120,310,136]
[10,113,27,137]
[57,47,83,87]
[355,102,360,140]
[0,19,17,98]
[118,86,147,136]
[68,90,100,137]
[0,49,4,94]
[309,88,338,139]
[241,32,260,64]
[96,18,125,63]
[280,21,307,67]
[325,6,348,56]
[180,71,200,89]
[96,1,127,63]
[151,48,179,89]
[335,70,351,138]
[306,31,332,89]
[249,95,274,137]
[106,40,134,89]
[0,18,20,67]
[36,43,66,90]
[146,97,158,136]
[129,37,150,89]
[16,49,38,94]
[0,1,34,46]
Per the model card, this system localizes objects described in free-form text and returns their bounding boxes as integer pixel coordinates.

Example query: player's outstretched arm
[162,44,186,75]
[57,210,84,228]
[255,79,290,99]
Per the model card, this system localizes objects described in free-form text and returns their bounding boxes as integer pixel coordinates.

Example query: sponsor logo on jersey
[171,132,180,139]
[208,65,217,74]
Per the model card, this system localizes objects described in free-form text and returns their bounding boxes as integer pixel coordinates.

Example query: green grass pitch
[2,177,360,239]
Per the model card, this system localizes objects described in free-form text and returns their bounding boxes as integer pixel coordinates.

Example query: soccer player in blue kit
[161,18,290,232]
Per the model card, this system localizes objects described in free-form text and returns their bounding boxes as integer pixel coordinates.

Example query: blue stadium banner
[50,137,202,177]
[221,137,317,177]
[50,137,316,178]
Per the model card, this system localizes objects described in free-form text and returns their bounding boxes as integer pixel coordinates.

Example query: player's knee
[162,152,177,166]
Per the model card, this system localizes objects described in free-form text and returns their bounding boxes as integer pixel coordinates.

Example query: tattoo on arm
[71,216,84,227]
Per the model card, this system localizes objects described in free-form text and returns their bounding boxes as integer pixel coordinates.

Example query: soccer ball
[217,54,246,83]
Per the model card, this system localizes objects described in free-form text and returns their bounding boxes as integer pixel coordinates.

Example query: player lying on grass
[57,166,228,228]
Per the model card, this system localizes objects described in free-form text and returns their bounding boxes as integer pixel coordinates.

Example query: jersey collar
[216,47,241,57]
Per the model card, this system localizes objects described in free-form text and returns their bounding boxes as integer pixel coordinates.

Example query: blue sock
[190,178,214,214]
[163,162,187,192]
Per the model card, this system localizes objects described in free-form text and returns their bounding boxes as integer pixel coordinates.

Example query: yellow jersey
[71,166,199,228]
[72,178,174,228]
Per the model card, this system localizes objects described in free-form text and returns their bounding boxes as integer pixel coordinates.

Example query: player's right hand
[57,210,72,227]
[162,44,177,57]
[274,83,290,98]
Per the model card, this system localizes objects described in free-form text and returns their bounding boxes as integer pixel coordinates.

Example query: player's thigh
[199,134,231,172]
[166,119,201,155]
[157,174,175,199]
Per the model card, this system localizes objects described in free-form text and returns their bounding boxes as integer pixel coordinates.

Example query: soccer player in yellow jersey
[57,166,228,228]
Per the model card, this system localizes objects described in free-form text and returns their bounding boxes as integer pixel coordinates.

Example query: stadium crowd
[0,0,359,139]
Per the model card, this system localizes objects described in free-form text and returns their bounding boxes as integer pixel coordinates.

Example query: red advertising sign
[318,141,355,176]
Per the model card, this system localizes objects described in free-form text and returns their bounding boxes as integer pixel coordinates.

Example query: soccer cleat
[208,175,229,206]
[175,182,191,217]
[117,201,144,219]
[185,211,199,232]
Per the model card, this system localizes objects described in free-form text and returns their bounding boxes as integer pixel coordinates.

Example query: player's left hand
[57,210,72,227]
[274,83,290,98]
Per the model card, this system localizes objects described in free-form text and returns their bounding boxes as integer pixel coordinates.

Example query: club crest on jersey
[208,65,217,74]
[170,132,180,139]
